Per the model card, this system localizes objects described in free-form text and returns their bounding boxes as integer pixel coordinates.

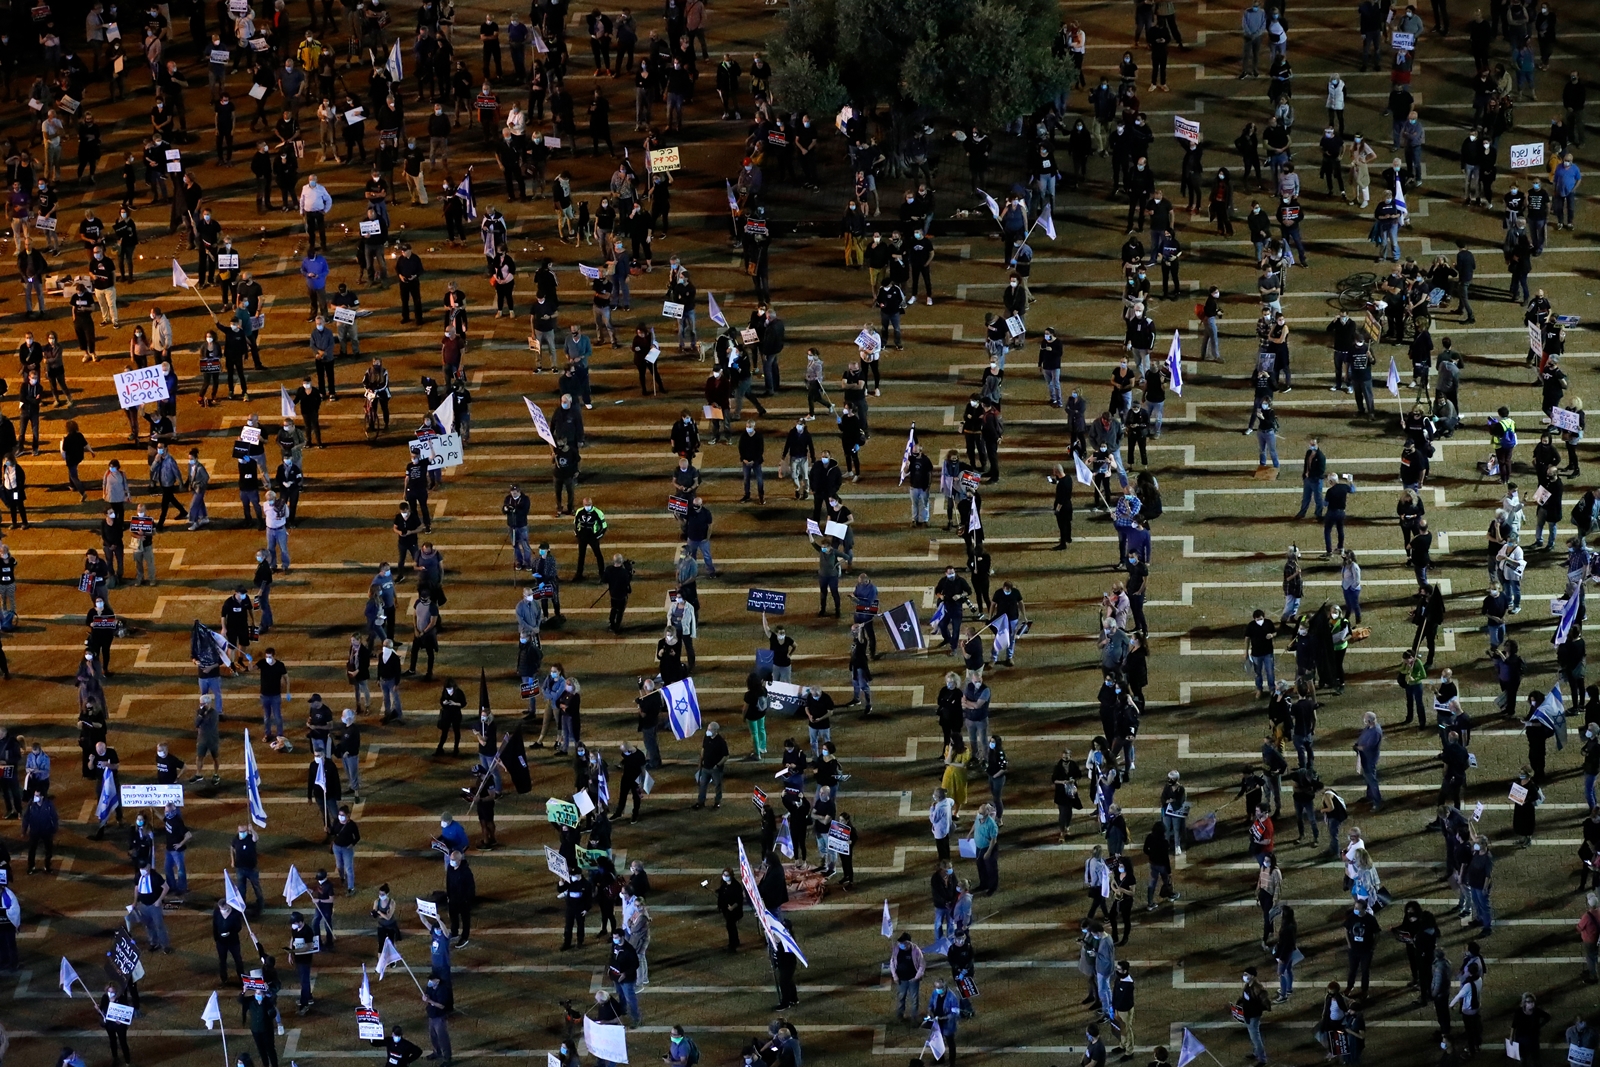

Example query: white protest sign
[218,253,239,270]
[247,83,268,100]
[410,433,464,471]
[103,21,120,39]
[545,846,571,881]
[240,425,262,445]
[165,149,181,161]
[647,146,681,173]
[1509,142,1545,170]
[1529,321,1545,357]
[114,365,170,410]
[824,520,848,540]
[210,48,231,63]
[1552,407,1582,433]
[661,300,685,319]
[584,1018,628,1063]
[1173,116,1200,145]
[333,306,359,325]
[357,1007,384,1040]
[415,897,439,919]
[344,108,365,124]
[573,790,596,816]
[359,219,382,237]
[105,1002,136,1025]
[1005,314,1025,337]
[740,328,759,345]
[854,329,881,355]
[546,136,561,148]
[1391,31,1415,51]
[165,161,183,173]
[119,784,184,807]
[805,519,822,537]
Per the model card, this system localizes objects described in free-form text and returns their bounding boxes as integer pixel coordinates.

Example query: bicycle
[1336,271,1377,311]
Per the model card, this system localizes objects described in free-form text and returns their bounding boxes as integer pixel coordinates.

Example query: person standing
[1237,968,1271,1064]
[445,849,474,947]
[422,976,452,1063]
[1354,711,1383,810]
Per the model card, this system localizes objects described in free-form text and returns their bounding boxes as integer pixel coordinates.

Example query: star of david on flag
[664,677,702,740]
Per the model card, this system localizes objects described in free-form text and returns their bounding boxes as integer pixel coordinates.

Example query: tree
[770,0,1071,130]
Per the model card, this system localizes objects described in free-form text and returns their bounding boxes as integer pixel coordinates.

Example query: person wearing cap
[502,484,532,571]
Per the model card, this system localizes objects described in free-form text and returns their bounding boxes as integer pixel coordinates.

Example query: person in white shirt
[298,174,333,253]
[929,787,954,861]
[264,491,290,572]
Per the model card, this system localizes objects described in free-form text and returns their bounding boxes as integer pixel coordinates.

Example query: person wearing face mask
[246,982,282,1067]
[441,848,474,948]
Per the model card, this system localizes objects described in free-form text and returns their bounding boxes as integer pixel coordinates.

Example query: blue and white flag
[990,613,1011,661]
[1038,202,1056,240]
[898,425,917,485]
[761,911,810,967]
[1394,177,1408,218]
[708,290,726,327]
[385,39,403,81]
[457,172,477,220]
[243,729,268,828]
[967,498,982,533]
[1556,587,1583,646]
[596,766,611,808]
[376,937,405,979]
[1386,355,1401,397]
[359,963,374,1009]
[1177,1029,1207,1067]
[577,263,602,280]
[665,677,702,740]
[977,189,1001,221]
[1167,330,1184,397]
[929,600,947,635]
[1532,683,1569,750]
[94,765,117,823]
[725,181,739,213]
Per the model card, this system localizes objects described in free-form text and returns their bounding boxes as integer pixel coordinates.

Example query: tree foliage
[771,0,1071,129]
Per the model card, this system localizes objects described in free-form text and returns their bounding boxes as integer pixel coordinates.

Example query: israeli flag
[1038,202,1056,240]
[991,613,1011,661]
[977,189,1001,221]
[432,393,455,435]
[708,290,726,327]
[930,600,947,636]
[457,172,477,221]
[1556,586,1583,646]
[94,765,117,823]
[359,962,374,1009]
[223,869,247,912]
[1167,330,1184,397]
[243,729,268,828]
[1386,355,1401,397]
[775,817,793,858]
[898,426,917,485]
[725,181,739,213]
[172,259,192,289]
[928,1024,947,1061]
[385,39,403,81]
[596,765,611,808]
[577,263,602,280]
[882,601,926,652]
[761,911,810,967]
[665,678,702,740]
[1394,177,1408,219]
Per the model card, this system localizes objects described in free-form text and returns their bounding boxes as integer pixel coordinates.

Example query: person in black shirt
[1245,609,1277,695]
[404,449,432,533]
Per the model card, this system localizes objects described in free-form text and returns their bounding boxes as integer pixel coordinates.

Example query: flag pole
[465,731,513,812]
[217,1014,229,1067]
[397,954,427,995]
